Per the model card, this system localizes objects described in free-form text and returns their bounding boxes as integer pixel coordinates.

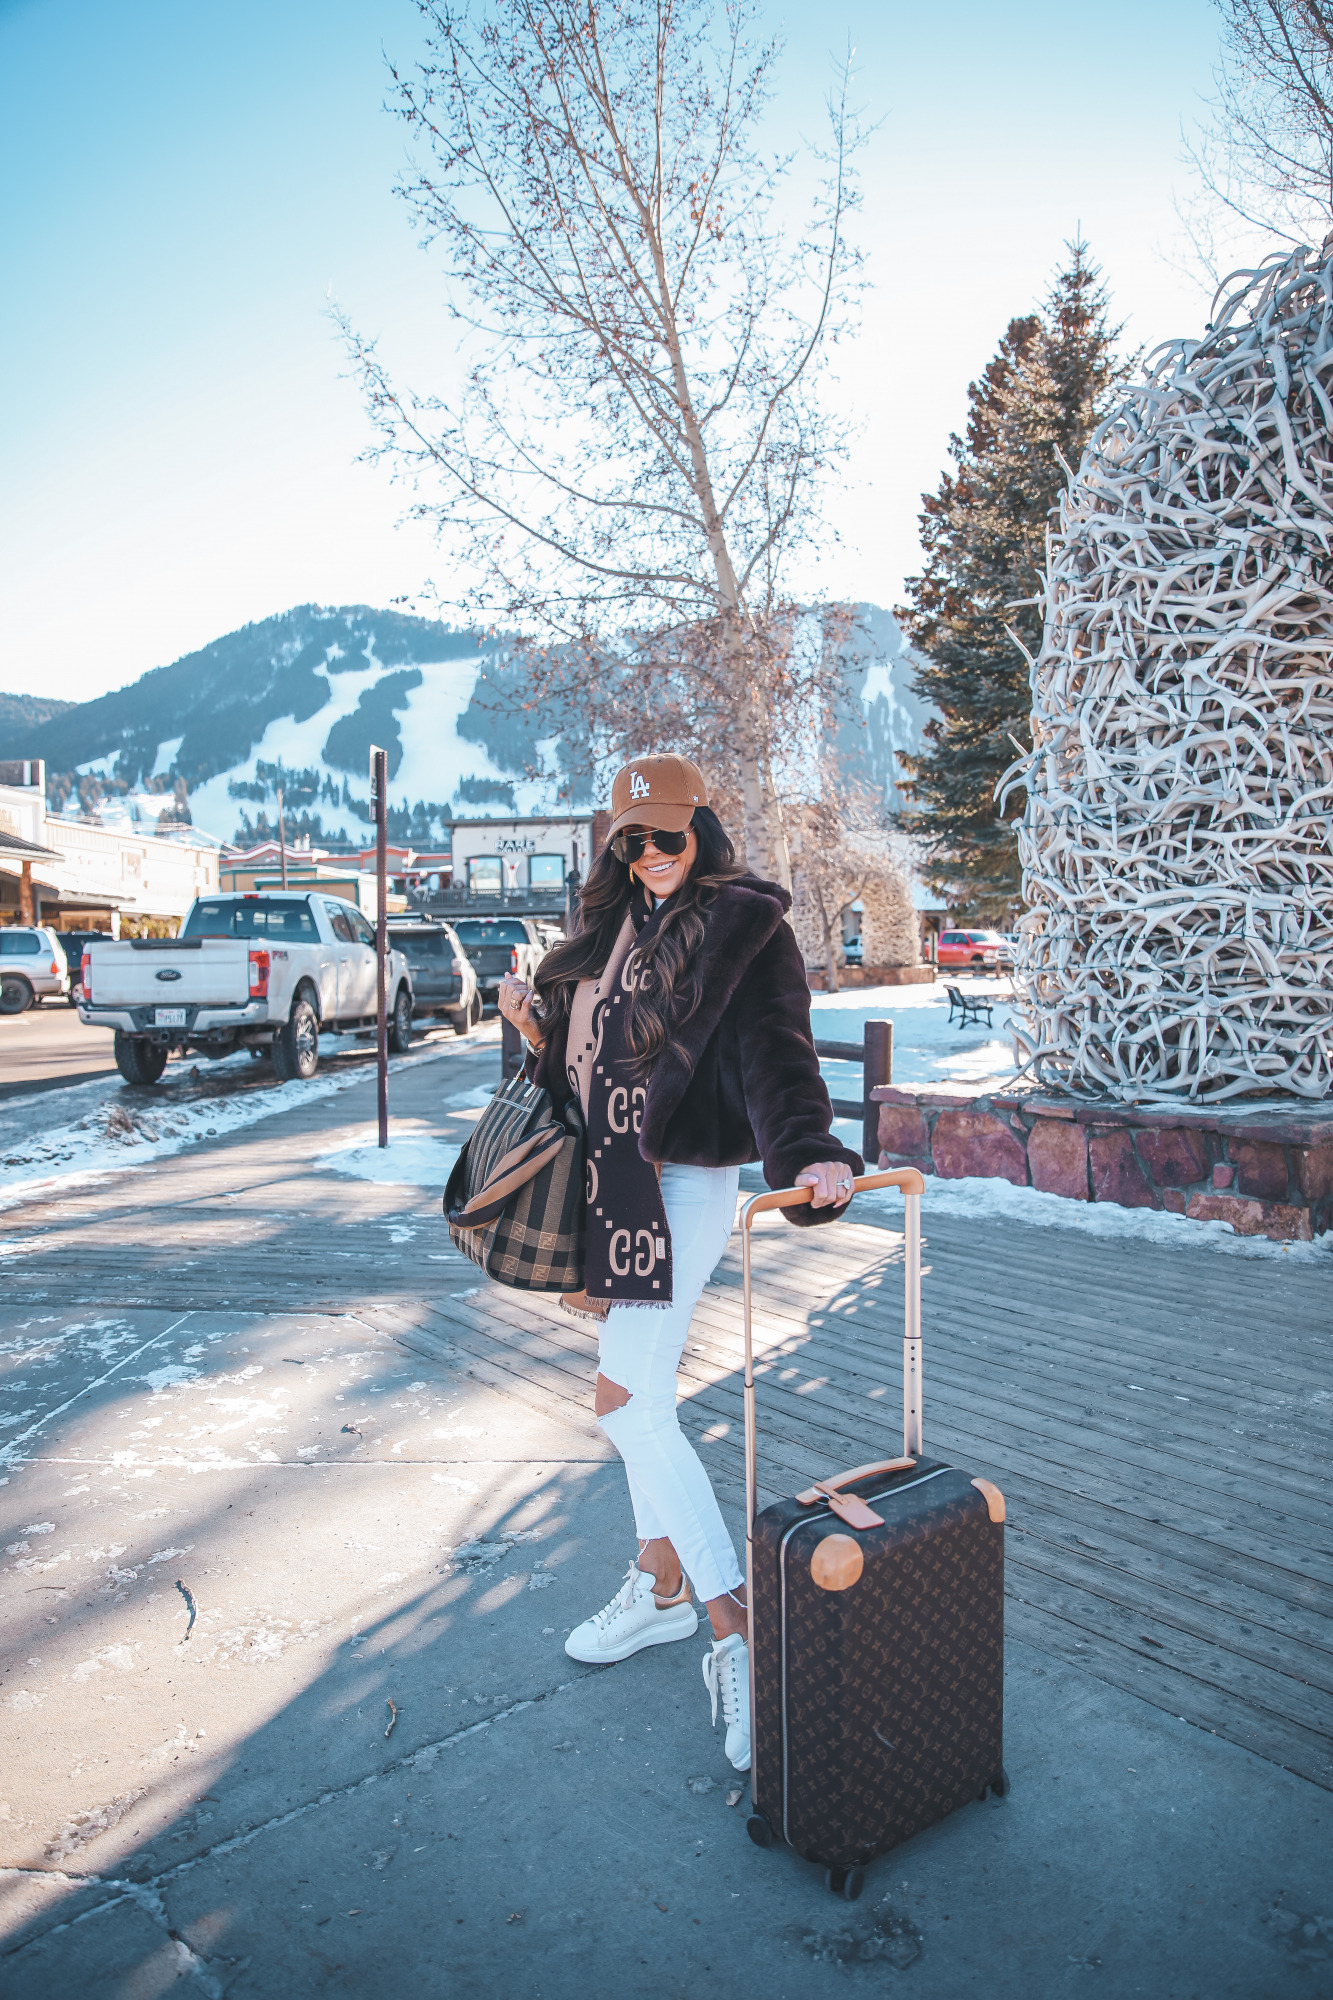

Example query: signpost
[369,745,389,1149]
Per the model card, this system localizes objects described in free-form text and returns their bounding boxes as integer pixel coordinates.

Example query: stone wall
[872,1086,1333,1243]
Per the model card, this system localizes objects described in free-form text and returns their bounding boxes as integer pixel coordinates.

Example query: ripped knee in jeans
[594,1371,630,1419]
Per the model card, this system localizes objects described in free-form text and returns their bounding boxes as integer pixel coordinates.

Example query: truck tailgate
[468,946,515,980]
[88,941,251,1007]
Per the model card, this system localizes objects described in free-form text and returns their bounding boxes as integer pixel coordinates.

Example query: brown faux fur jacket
[527,875,863,1226]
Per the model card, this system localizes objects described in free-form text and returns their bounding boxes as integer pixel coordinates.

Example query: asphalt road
[0,1003,120,1098]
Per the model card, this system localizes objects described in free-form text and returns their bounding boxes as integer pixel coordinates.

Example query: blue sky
[1,0,1227,703]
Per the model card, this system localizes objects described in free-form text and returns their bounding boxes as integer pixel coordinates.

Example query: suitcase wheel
[990,1766,1011,1799]
[823,1866,865,1902]
[746,1812,775,1850]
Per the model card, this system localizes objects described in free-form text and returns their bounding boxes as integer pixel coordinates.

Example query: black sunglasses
[611,826,691,863]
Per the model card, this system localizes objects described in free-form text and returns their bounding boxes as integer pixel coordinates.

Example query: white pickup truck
[79,891,414,1086]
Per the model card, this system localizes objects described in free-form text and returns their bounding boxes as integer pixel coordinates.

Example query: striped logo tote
[443,1073,585,1292]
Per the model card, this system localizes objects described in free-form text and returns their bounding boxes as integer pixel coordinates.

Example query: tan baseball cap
[608,753,709,837]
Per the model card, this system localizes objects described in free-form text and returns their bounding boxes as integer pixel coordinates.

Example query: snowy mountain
[5,602,932,846]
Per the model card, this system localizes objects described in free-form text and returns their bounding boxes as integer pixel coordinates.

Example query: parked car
[843,934,864,967]
[57,929,111,1006]
[78,892,413,1084]
[936,928,1003,973]
[449,914,545,1003]
[0,926,69,1013]
[387,918,481,1034]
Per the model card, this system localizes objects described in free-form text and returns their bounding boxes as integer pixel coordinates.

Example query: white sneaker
[703,1631,751,1771]
[564,1562,698,1664]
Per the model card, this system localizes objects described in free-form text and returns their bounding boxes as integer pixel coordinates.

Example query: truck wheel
[469,991,482,1027]
[388,986,413,1054]
[0,974,33,1015]
[272,998,320,1081]
[114,1032,168,1084]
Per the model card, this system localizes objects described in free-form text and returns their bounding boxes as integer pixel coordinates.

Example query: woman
[497,753,861,1772]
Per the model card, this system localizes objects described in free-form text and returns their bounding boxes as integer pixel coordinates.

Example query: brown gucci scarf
[574,889,674,1307]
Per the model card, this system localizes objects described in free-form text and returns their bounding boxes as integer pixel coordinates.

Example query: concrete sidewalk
[0,1050,1328,1996]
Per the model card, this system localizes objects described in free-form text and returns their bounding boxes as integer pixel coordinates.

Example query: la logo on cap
[629,770,651,800]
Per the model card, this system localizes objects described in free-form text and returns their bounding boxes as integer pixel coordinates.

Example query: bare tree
[342,0,863,885]
[1184,2,1333,260]
[787,771,915,992]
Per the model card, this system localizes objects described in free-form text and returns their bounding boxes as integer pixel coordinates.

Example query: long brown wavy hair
[534,806,747,1076]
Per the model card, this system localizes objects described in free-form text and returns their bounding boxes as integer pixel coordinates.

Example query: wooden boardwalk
[8,1066,1331,1797]
[369,1184,1333,1796]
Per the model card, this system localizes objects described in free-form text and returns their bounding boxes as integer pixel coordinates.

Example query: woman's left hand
[795,1161,856,1209]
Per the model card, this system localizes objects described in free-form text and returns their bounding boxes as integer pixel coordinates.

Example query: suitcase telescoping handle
[741,1170,924,1822]
[740,1169,925,1549]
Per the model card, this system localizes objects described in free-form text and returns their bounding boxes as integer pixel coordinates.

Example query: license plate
[154,1007,187,1027]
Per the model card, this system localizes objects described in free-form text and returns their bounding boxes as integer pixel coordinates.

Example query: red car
[936,928,1002,972]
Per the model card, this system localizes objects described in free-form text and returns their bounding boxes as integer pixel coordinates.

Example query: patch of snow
[140,1365,198,1394]
[150,735,184,779]
[71,1644,138,1682]
[316,1130,459,1187]
[811,975,1019,1095]
[193,1616,323,1667]
[854,1173,1333,1261]
[0,1036,470,1214]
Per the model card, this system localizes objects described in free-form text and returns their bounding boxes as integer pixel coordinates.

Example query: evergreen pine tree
[898,239,1132,921]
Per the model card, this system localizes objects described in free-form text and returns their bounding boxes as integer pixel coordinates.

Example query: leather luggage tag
[810,1483,883,1530]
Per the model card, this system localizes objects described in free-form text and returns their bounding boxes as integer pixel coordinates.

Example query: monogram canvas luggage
[742,1169,1008,1897]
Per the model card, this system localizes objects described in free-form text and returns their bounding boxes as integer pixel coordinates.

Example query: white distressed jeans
[596,1162,744,1604]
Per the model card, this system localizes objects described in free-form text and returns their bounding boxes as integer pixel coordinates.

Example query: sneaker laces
[703,1641,745,1730]
[591,1562,643,1631]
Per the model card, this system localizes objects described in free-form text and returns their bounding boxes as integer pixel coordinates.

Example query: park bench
[946,983,994,1029]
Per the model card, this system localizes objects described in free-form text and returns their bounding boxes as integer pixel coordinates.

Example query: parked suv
[936,928,1003,973]
[0,926,68,1013]
[450,915,545,1003]
[57,930,111,1006]
[386,919,481,1033]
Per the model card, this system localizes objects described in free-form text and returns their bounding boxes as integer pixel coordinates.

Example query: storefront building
[0,762,219,933]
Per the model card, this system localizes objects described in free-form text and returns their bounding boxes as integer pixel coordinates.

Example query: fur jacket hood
[530,874,863,1225]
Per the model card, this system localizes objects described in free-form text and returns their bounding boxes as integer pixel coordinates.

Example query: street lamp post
[369,746,388,1149]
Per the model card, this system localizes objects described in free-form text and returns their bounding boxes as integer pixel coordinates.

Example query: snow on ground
[825,1117,1330,1261]
[0,1035,498,1216]
[316,1089,496,1187]
[316,1128,464,1188]
[811,975,1019,1094]
[862,1170,1331,1262]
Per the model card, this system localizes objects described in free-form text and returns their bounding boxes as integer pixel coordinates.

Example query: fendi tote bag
[443,1073,585,1292]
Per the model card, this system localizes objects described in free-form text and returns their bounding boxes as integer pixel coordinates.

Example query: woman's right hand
[498,973,545,1047]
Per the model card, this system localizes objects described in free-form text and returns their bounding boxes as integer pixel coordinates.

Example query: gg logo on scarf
[606,1086,646,1133]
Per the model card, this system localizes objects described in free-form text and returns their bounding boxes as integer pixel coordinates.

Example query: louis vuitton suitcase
[742,1169,1008,1896]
